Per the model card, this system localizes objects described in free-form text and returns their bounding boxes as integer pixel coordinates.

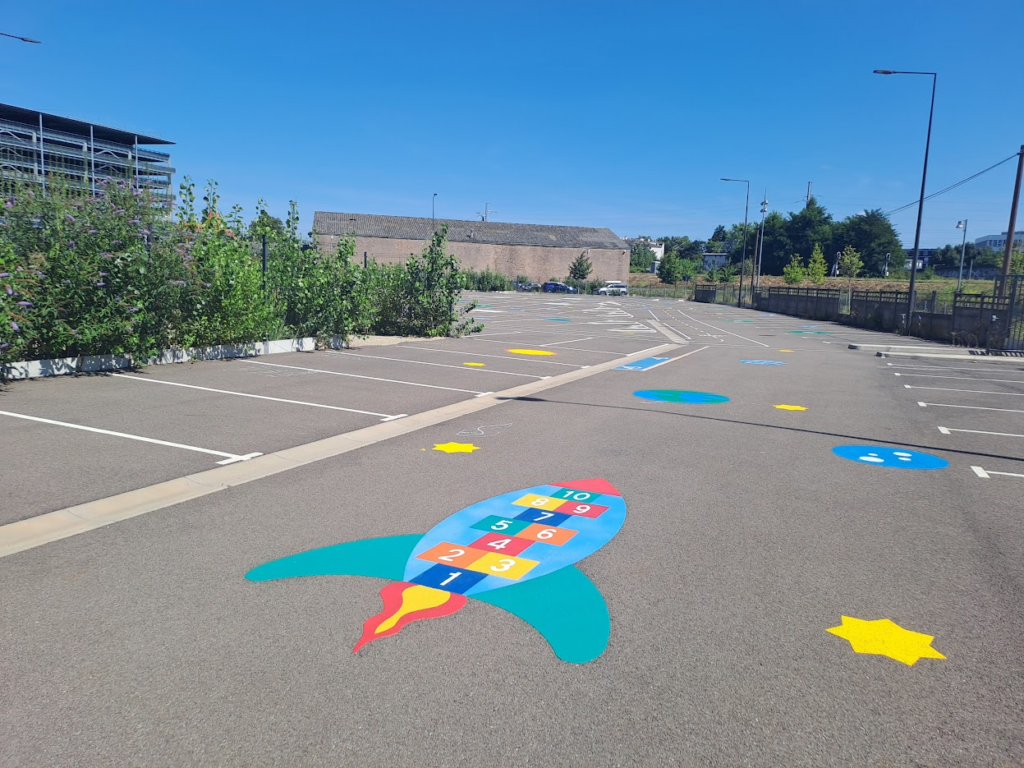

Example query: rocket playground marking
[246,478,625,664]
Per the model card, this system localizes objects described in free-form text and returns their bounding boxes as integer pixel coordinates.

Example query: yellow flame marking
[375,585,453,634]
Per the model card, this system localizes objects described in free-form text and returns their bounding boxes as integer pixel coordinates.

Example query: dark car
[541,281,579,293]
[516,282,541,292]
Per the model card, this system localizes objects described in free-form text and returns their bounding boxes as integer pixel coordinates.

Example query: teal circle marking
[787,330,832,335]
[832,445,948,470]
[634,389,729,404]
[545,318,571,322]
[740,359,785,365]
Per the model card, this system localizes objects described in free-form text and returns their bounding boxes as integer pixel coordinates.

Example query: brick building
[313,212,629,283]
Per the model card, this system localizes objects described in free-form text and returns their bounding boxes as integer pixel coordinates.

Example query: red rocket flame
[353,582,467,653]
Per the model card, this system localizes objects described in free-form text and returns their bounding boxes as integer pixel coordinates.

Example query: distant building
[975,231,1024,250]
[314,213,629,282]
[0,103,174,203]
[702,253,729,271]
[902,246,937,271]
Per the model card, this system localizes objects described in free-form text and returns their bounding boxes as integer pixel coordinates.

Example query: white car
[598,282,629,296]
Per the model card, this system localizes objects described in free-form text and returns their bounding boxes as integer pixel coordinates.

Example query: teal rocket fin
[473,565,610,664]
[245,534,422,582]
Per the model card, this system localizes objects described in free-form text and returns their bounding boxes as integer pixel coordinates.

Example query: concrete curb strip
[0,342,681,558]
[876,351,1024,362]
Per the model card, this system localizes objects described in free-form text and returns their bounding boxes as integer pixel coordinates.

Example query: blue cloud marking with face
[832,445,949,470]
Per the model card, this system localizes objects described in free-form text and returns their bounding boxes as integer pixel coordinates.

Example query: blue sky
[3,1,1022,249]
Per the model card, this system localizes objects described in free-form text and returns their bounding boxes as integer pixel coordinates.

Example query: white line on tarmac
[972,465,1024,480]
[112,373,400,419]
[244,360,487,394]
[0,409,262,465]
[918,401,1024,414]
[402,345,584,367]
[540,337,594,346]
[670,310,770,347]
[894,372,1024,383]
[885,363,1024,373]
[938,426,1024,438]
[326,351,546,378]
[904,384,1024,397]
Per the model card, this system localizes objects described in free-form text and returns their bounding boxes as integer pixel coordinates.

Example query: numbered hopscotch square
[514,510,570,526]
[469,532,534,556]
[516,523,577,546]
[416,542,486,568]
[465,552,539,581]
[556,501,609,518]
[551,488,603,503]
[410,564,487,594]
[470,516,530,535]
[512,493,566,511]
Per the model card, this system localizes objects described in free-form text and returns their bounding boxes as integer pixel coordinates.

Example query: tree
[660,236,703,260]
[757,212,793,276]
[658,253,684,284]
[830,209,903,277]
[807,243,827,285]
[1011,247,1024,275]
[838,244,864,283]
[248,209,286,240]
[629,242,656,272]
[785,197,834,270]
[782,253,805,285]
[568,250,593,281]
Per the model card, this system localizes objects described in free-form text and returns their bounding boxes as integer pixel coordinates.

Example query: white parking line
[0,409,262,465]
[112,373,402,419]
[540,337,594,347]
[671,309,770,347]
[895,372,1024,383]
[972,465,1024,480]
[404,344,584,367]
[885,363,1024,373]
[938,426,1024,438]
[326,351,547,379]
[245,360,487,394]
[918,401,1024,414]
[903,385,1024,397]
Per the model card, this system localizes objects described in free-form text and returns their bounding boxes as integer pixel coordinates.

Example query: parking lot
[2,291,1023,765]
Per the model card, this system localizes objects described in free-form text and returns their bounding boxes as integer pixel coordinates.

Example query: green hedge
[0,177,479,373]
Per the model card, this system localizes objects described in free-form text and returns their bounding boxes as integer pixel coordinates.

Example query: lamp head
[873,69,895,75]
[956,220,965,229]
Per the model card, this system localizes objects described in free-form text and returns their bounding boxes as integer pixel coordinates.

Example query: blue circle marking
[634,389,729,404]
[832,445,949,470]
[545,318,571,322]
[740,359,785,365]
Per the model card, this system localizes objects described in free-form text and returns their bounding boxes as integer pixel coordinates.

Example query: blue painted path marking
[832,445,949,470]
[740,359,785,366]
[616,356,675,371]
[634,390,729,404]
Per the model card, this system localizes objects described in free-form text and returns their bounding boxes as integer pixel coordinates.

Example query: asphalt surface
[2,292,1022,766]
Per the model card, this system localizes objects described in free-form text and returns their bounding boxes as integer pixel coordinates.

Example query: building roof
[0,103,173,146]
[314,212,628,250]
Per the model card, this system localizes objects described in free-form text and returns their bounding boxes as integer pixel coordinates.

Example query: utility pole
[477,203,497,222]
[806,181,812,207]
[998,145,1024,298]
[756,192,768,290]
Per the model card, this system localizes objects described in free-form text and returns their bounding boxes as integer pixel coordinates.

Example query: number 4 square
[469,533,533,556]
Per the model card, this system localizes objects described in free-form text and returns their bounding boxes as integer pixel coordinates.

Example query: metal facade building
[314,212,629,283]
[0,103,174,201]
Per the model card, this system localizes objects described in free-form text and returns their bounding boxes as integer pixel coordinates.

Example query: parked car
[516,282,541,292]
[542,282,579,293]
[597,282,629,296]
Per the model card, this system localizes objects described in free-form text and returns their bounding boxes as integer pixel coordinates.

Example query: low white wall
[1,336,347,381]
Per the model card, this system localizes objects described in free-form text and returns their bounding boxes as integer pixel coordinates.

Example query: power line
[885,152,1020,216]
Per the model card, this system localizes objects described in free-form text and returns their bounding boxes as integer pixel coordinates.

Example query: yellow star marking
[507,349,555,356]
[778,349,795,352]
[463,362,486,367]
[774,404,807,411]
[432,442,481,454]
[827,616,946,666]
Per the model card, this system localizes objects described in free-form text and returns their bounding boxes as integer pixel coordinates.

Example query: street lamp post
[721,178,749,308]
[432,193,438,229]
[756,192,768,291]
[874,69,937,335]
[0,31,41,43]
[956,220,968,292]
